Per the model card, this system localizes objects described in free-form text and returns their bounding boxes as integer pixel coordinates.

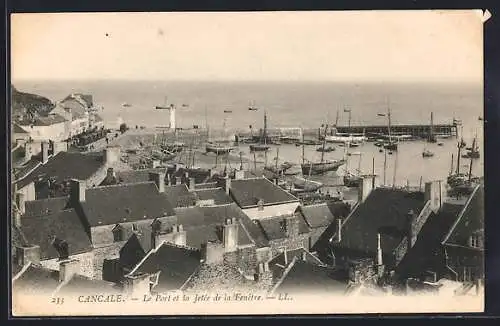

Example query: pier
[330,123,458,139]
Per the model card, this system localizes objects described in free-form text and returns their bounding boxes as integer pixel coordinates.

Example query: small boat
[248,107,258,111]
[300,160,346,176]
[297,139,322,146]
[384,142,398,151]
[316,146,335,152]
[437,142,444,146]
[422,149,434,158]
[224,110,232,113]
[388,151,393,155]
[343,171,362,188]
[122,102,132,107]
[349,141,361,148]
[293,176,323,192]
[248,100,259,111]
[462,137,480,159]
[250,110,271,152]
[379,149,383,153]
[206,142,235,155]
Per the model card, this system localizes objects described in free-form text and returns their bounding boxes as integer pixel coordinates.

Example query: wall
[309,226,328,249]
[92,241,127,280]
[40,251,95,279]
[242,202,300,220]
[90,219,157,247]
[237,245,258,275]
[26,122,67,142]
[70,117,90,137]
[17,182,36,202]
[269,234,309,257]
[85,165,109,189]
[256,247,273,263]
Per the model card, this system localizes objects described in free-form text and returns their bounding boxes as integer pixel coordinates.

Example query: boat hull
[206,144,234,155]
[250,144,271,152]
[301,160,346,175]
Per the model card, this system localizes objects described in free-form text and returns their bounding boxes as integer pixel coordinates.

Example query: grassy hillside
[11,85,55,119]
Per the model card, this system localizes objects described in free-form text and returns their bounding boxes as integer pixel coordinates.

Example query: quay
[325,123,458,139]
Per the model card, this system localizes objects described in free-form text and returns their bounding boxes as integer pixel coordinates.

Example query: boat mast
[301,130,305,165]
[456,140,461,175]
[320,123,328,163]
[335,110,339,127]
[392,151,398,188]
[450,153,454,176]
[275,148,279,171]
[371,156,375,188]
[387,100,392,143]
[383,148,387,185]
[263,110,268,145]
[468,137,476,182]
[429,112,434,141]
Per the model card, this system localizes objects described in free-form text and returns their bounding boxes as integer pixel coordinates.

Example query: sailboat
[379,101,398,151]
[300,123,346,176]
[206,117,235,155]
[343,152,363,187]
[447,137,481,195]
[422,142,434,158]
[248,100,259,111]
[462,135,480,159]
[249,111,271,152]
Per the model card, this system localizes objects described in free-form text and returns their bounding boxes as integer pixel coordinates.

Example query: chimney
[189,177,196,191]
[70,179,86,203]
[59,258,80,283]
[284,216,299,239]
[24,142,33,161]
[53,141,68,155]
[123,273,153,297]
[105,145,121,166]
[358,175,377,203]
[16,192,26,216]
[234,169,245,180]
[284,248,288,265]
[202,241,224,265]
[41,141,49,164]
[336,218,342,243]
[301,251,307,262]
[223,218,239,252]
[15,245,40,267]
[424,180,444,213]
[377,233,383,266]
[407,209,417,248]
[223,176,231,195]
[176,176,182,186]
[149,172,165,193]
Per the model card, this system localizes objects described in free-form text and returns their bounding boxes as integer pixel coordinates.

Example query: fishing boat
[378,103,398,151]
[324,128,367,144]
[343,152,363,187]
[250,111,271,152]
[300,123,346,176]
[122,102,132,108]
[437,142,444,146]
[316,146,335,152]
[248,100,259,111]
[151,149,176,161]
[349,141,361,148]
[224,110,233,113]
[462,136,480,159]
[206,117,236,155]
[447,137,481,195]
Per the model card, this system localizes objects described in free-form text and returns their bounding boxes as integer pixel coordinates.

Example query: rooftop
[12,263,60,294]
[18,113,67,126]
[174,203,269,249]
[229,177,299,208]
[129,242,201,292]
[299,201,351,229]
[193,187,234,205]
[23,196,70,217]
[274,260,348,295]
[336,187,427,256]
[164,184,197,208]
[114,168,167,185]
[81,182,176,226]
[19,209,92,260]
[14,151,105,190]
[57,274,122,295]
[13,123,28,134]
[256,214,310,241]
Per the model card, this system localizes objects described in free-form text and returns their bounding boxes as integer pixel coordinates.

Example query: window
[112,224,124,242]
[132,223,138,232]
[469,235,480,248]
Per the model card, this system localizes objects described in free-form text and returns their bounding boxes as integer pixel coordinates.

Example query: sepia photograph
[10,10,485,316]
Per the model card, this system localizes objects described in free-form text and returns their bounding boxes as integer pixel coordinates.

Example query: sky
[11,10,483,83]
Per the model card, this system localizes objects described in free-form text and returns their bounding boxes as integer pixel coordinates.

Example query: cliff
[11,85,54,119]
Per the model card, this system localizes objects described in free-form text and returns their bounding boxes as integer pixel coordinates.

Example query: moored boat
[293,175,323,192]
[300,160,346,176]
[206,142,235,155]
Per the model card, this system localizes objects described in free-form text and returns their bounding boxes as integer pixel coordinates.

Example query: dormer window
[112,224,124,242]
[469,234,480,248]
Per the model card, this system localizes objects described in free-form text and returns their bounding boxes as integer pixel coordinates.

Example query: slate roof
[12,146,26,167]
[13,123,28,134]
[300,201,351,229]
[23,196,71,217]
[167,166,214,184]
[129,242,201,292]
[58,275,122,295]
[18,113,67,126]
[174,204,268,249]
[164,184,197,208]
[12,263,61,294]
[229,177,299,208]
[336,187,427,256]
[14,151,105,190]
[442,184,484,246]
[194,188,234,205]
[269,247,325,281]
[256,213,310,241]
[20,209,92,260]
[274,261,348,295]
[194,182,218,190]
[81,182,176,226]
[396,202,464,279]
